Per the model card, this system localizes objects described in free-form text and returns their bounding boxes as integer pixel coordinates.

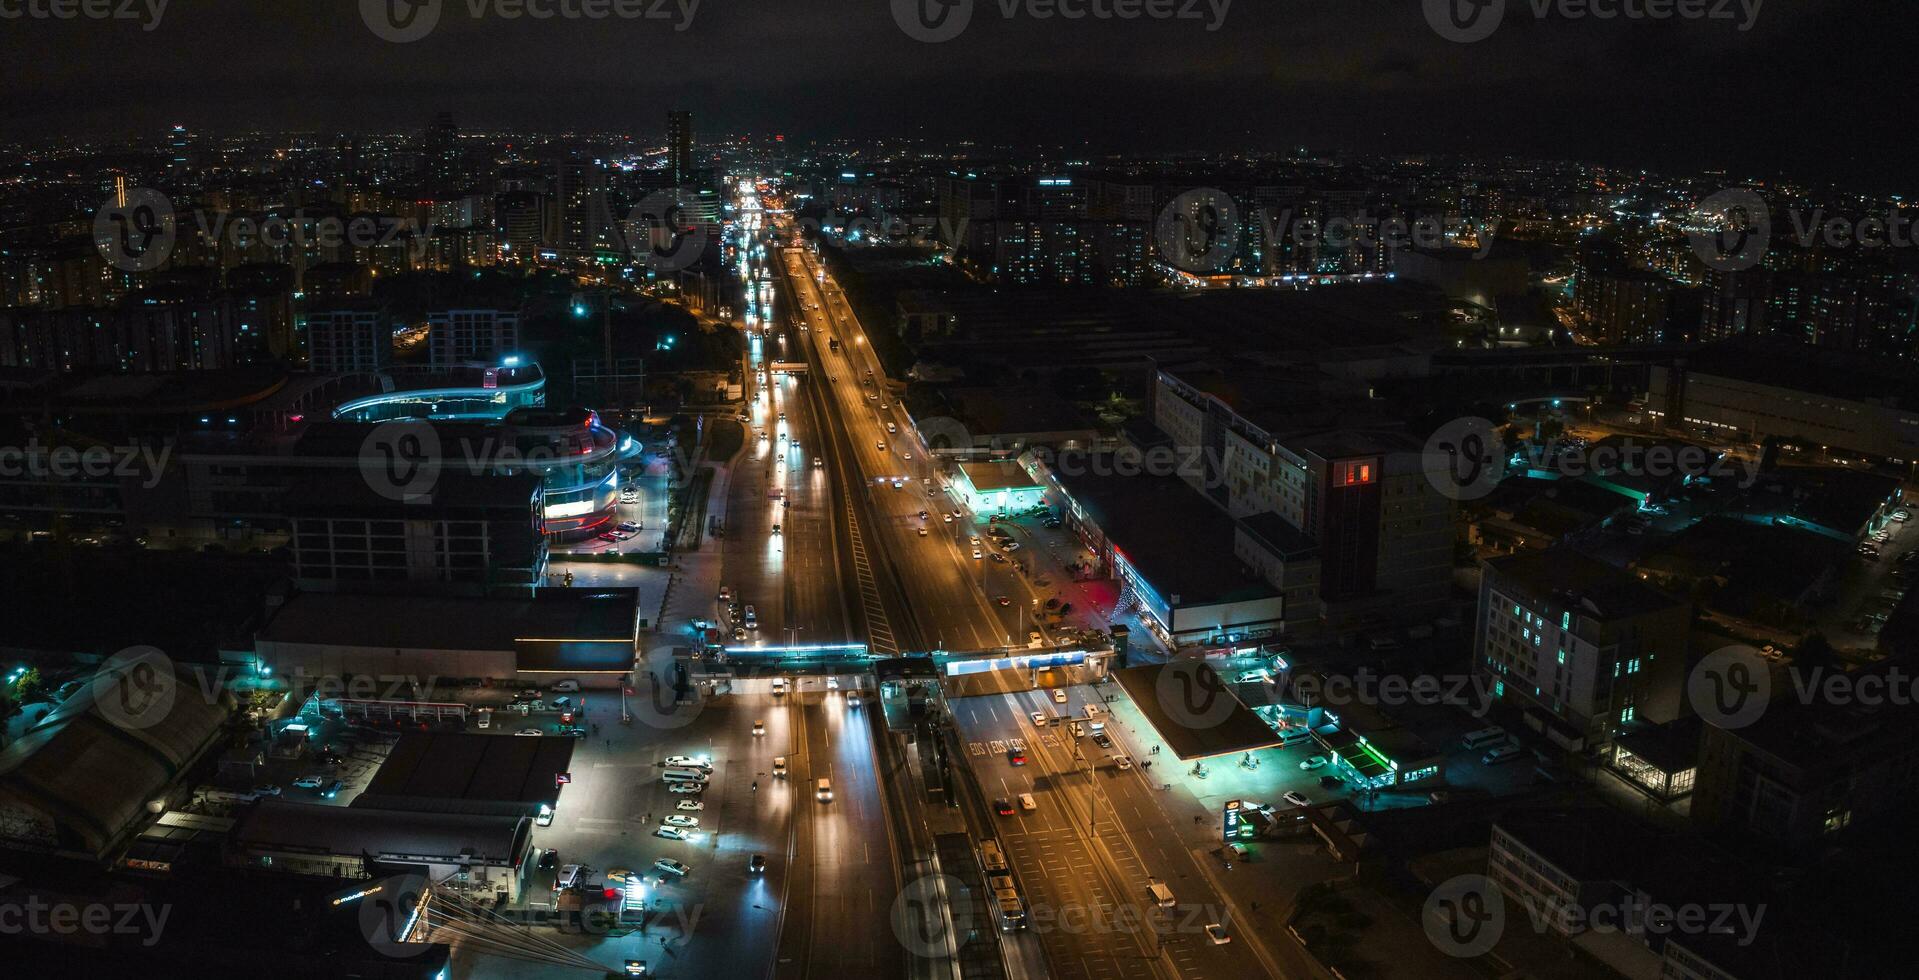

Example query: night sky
[0,0,1906,192]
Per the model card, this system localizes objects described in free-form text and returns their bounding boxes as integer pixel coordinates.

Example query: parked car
[654,827,690,841]
[676,799,705,812]
[1283,791,1312,807]
[653,859,690,878]
[663,756,712,771]
[662,815,699,828]
[515,729,544,737]
[253,784,282,797]
[1299,755,1328,771]
[538,848,559,870]
[292,776,326,790]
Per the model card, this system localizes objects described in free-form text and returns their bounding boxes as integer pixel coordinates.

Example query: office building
[1474,551,1690,749]
[305,303,390,374]
[428,307,520,366]
[667,109,694,185]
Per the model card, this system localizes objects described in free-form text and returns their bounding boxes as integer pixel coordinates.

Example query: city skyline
[0,0,1910,194]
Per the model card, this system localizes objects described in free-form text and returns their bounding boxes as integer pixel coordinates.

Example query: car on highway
[654,827,690,841]
[943,513,953,523]
[771,523,782,535]
[1091,732,1113,749]
[1052,689,1068,703]
[1114,756,1133,770]
[1300,755,1328,770]
[1008,748,1026,766]
[918,527,928,537]
[1204,923,1231,945]
[654,858,690,878]
[876,441,886,451]
[1283,791,1313,808]
[748,854,767,874]
[972,549,983,559]
[993,798,1016,816]
[752,719,766,736]
[773,756,788,778]
[662,815,700,828]
[1018,793,1037,812]
[676,799,705,812]
[991,553,1008,564]
[1029,711,1046,725]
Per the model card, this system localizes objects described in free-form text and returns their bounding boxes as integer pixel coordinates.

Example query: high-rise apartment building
[428,308,520,366]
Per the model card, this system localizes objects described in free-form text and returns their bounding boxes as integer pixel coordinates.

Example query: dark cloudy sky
[0,0,1905,192]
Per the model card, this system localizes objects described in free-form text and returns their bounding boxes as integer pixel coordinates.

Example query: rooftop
[1051,457,1278,608]
[1114,663,1282,761]
[1485,550,1683,622]
[958,459,1043,494]
[258,589,638,669]
[232,799,528,865]
[362,732,576,807]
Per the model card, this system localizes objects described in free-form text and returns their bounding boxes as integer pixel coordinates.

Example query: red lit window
[1335,460,1376,487]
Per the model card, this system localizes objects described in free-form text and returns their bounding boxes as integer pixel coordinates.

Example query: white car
[676,799,705,812]
[291,775,326,790]
[663,756,712,771]
[654,827,690,841]
[1030,711,1046,725]
[1283,791,1312,808]
[1114,756,1133,770]
[654,858,690,877]
[515,729,544,737]
[1018,793,1037,811]
[663,815,700,828]
[1052,689,1068,704]
[1204,923,1231,945]
[973,549,983,559]
[666,782,704,795]
[1299,755,1328,771]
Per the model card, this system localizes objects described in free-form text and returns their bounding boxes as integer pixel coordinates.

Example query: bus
[989,877,1027,931]
[977,839,1007,874]
[1462,726,1507,750]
